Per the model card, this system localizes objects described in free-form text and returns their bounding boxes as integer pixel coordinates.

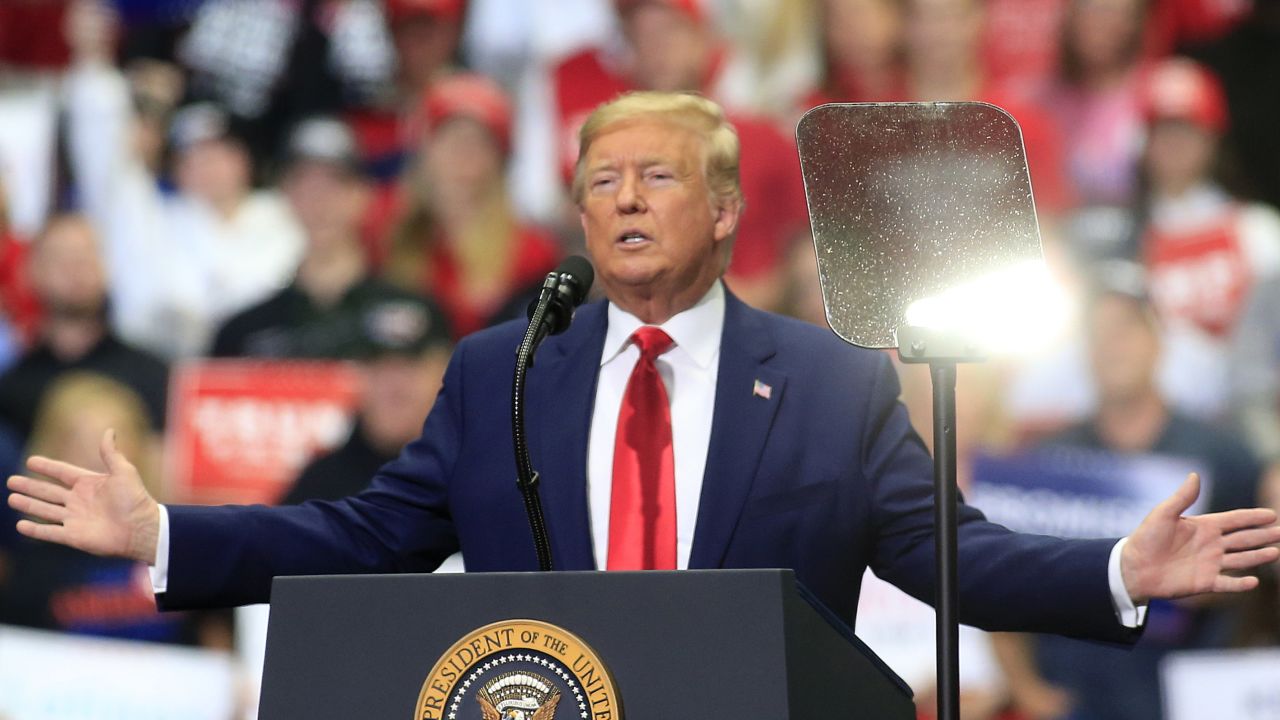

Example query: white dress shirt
[150,278,1145,627]
[587,281,724,569]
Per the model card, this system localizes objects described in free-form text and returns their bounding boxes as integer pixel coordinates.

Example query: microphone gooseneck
[511,256,595,571]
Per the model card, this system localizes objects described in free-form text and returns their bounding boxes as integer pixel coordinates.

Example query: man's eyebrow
[584,161,620,175]
[585,156,682,174]
[636,156,676,169]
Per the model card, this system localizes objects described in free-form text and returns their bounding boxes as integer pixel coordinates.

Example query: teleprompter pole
[897,325,980,720]
[930,361,960,720]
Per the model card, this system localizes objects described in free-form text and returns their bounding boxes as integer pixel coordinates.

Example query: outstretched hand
[1121,473,1280,604]
[6,429,160,564]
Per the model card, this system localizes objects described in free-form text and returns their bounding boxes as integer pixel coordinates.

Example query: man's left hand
[1122,472,1280,604]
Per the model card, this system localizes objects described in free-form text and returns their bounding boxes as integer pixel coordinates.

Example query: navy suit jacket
[161,292,1131,642]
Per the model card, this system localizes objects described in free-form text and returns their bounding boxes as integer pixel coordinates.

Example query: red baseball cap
[1139,58,1229,134]
[614,0,707,24]
[420,73,513,153]
[385,0,465,24]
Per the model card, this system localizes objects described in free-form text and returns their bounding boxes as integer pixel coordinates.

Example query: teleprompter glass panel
[796,102,1044,349]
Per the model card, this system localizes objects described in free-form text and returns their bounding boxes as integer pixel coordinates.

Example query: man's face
[1068,0,1143,75]
[31,219,107,316]
[623,4,710,92]
[578,118,738,311]
[824,0,903,71]
[282,161,368,244]
[1144,120,1217,195]
[905,0,981,75]
[392,15,460,89]
[421,117,504,209]
[1088,293,1160,403]
[360,349,449,452]
[174,138,251,209]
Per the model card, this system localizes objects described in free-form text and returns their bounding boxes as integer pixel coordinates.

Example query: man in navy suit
[8,93,1280,643]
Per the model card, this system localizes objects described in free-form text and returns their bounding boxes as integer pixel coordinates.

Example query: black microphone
[511,255,593,571]
[527,255,594,338]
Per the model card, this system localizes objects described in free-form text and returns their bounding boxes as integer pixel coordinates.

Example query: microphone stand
[897,325,983,720]
[511,275,561,572]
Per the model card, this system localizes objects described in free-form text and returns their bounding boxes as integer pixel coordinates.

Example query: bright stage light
[903,259,1072,357]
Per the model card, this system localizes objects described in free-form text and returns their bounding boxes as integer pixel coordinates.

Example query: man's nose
[615,175,646,213]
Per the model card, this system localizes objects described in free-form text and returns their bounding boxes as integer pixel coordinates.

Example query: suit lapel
[688,293,786,568]
[526,300,608,571]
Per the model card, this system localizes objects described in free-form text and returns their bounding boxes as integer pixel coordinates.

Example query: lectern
[259,569,913,718]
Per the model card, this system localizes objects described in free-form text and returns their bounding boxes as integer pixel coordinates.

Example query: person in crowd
[385,0,466,104]
[979,0,1069,93]
[551,0,811,310]
[345,0,469,183]
[282,302,452,504]
[178,0,393,161]
[994,262,1263,720]
[900,0,1072,214]
[1134,57,1280,419]
[0,179,38,353]
[1229,276,1280,487]
[0,372,214,645]
[1228,272,1280,651]
[703,0,820,115]
[802,0,907,108]
[1190,1,1280,211]
[0,215,168,444]
[1229,466,1280,647]
[1039,0,1151,212]
[8,94,1279,659]
[211,116,445,359]
[63,9,304,358]
[380,73,560,339]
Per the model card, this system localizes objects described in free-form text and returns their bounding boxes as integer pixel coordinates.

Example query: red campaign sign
[165,361,363,506]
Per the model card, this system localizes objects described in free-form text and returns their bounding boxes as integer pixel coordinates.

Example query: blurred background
[0,0,1278,718]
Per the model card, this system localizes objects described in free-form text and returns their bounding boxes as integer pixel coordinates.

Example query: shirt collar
[601,280,725,369]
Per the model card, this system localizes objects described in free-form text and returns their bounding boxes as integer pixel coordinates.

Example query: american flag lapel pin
[752,379,772,400]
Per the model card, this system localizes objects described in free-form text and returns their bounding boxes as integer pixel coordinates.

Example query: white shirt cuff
[148,504,170,595]
[1109,537,1148,628]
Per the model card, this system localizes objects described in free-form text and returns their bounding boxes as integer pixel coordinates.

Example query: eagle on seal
[478,687,561,720]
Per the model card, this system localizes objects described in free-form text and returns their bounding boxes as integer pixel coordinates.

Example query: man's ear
[712,196,743,244]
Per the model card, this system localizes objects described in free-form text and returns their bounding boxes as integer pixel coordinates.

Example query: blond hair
[571,91,743,209]
[26,372,160,498]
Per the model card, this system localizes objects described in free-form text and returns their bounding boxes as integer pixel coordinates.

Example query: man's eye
[591,177,617,191]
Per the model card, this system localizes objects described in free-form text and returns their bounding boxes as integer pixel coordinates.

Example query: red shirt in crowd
[426,224,562,339]
[1144,192,1280,340]
[0,232,40,344]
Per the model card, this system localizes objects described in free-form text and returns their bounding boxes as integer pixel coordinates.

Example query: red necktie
[607,327,677,570]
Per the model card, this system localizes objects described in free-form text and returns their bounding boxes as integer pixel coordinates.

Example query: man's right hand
[6,429,160,564]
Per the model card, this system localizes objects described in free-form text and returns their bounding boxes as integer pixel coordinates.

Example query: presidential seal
[416,619,622,720]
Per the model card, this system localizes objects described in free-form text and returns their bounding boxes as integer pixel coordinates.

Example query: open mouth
[617,230,653,246]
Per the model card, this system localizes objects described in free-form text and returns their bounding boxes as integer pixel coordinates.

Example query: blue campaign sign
[968,446,1210,539]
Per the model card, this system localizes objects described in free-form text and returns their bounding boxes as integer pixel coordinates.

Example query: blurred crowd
[0,0,1278,718]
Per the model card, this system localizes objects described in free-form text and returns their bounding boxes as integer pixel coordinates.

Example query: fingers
[7,475,71,506]
[15,518,70,546]
[26,455,98,486]
[1211,574,1260,594]
[1221,547,1280,571]
[8,492,68,524]
[1222,524,1280,551]
[1209,508,1279,534]
[1159,472,1201,519]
